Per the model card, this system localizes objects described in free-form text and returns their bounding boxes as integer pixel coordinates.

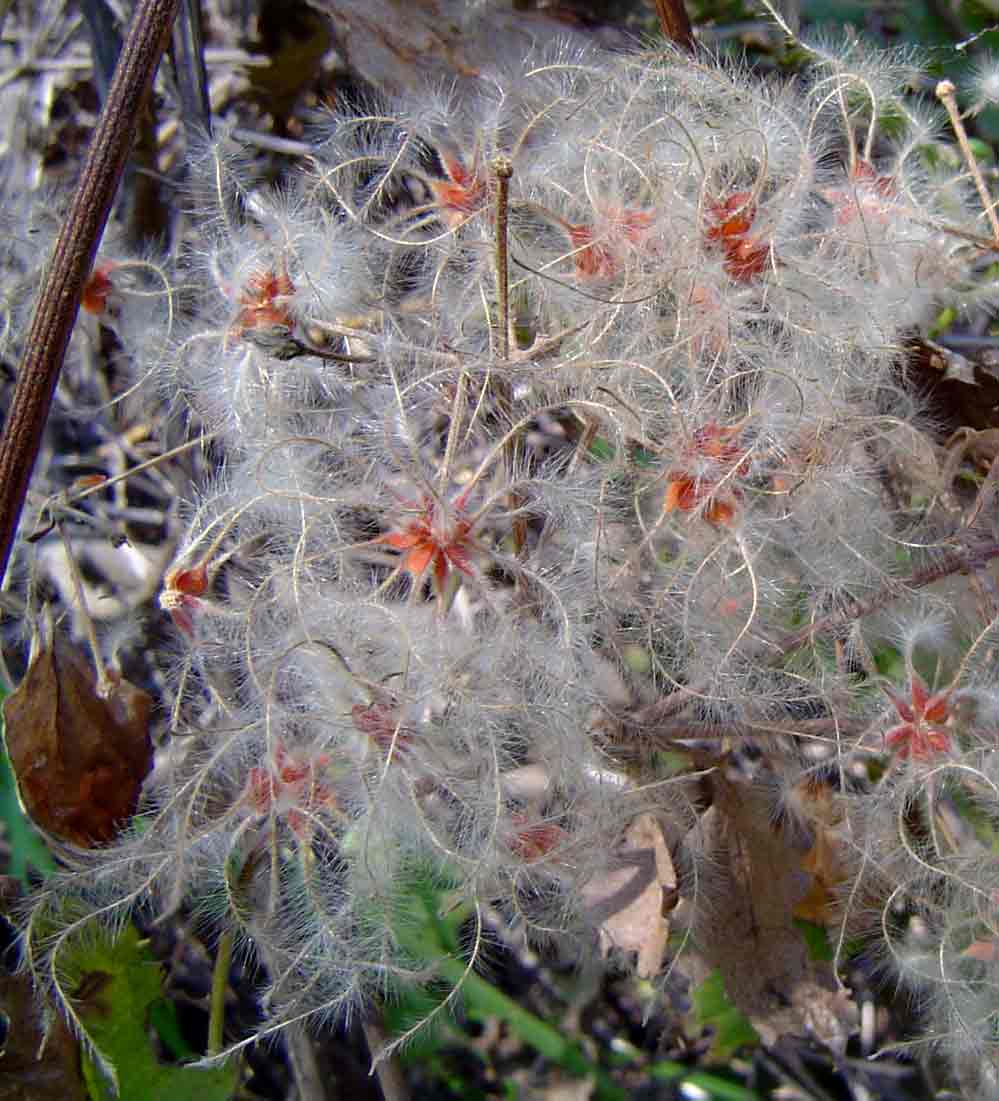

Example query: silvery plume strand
[19,33,999,1088]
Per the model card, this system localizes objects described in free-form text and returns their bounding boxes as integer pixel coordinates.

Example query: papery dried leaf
[907,337,999,434]
[792,781,849,927]
[2,639,153,847]
[583,813,675,978]
[963,939,999,962]
[308,0,628,98]
[0,877,87,1101]
[686,774,853,1047]
[0,970,87,1101]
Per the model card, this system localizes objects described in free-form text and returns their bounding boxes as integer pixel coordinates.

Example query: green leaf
[928,305,957,339]
[873,645,906,683]
[0,691,57,885]
[950,786,999,851]
[650,1060,763,1101]
[64,925,237,1101]
[793,918,834,963]
[380,866,628,1099]
[689,970,760,1060]
[968,137,995,163]
[148,998,197,1061]
[589,437,615,461]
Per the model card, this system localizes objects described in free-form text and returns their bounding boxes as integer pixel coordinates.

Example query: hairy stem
[0,0,179,585]
[208,929,233,1056]
[633,541,999,726]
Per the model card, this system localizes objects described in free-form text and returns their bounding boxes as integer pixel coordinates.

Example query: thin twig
[631,541,999,726]
[284,1023,327,1101]
[171,0,212,135]
[0,0,180,586]
[492,155,513,362]
[754,0,797,40]
[79,0,122,103]
[937,79,999,245]
[774,543,999,655]
[56,519,113,697]
[252,940,327,1101]
[363,1014,411,1101]
[62,432,217,506]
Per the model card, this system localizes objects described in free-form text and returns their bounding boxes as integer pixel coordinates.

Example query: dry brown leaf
[685,773,854,1047]
[792,781,849,927]
[2,636,153,847]
[582,813,676,978]
[308,0,630,98]
[0,970,88,1101]
[0,878,87,1101]
[907,337,999,434]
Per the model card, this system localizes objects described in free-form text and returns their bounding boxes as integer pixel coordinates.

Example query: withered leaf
[684,774,855,1049]
[0,970,88,1101]
[792,781,849,928]
[307,0,629,99]
[0,876,88,1101]
[582,813,676,978]
[2,638,153,847]
[906,337,999,434]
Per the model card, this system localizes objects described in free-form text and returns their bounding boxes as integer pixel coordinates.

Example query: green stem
[208,930,233,1056]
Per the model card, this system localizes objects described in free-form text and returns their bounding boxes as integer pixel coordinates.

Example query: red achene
[704,191,770,282]
[430,153,488,228]
[375,492,478,597]
[883,672,953,760]
[567,207,656,280]
[82,260,116,316]
[244,739,336,839]
[232,265,296,335]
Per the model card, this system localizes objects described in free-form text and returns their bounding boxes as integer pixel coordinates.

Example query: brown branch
[773,544,999,656]
[629,541,999,728]
[0,0,179,584]
[653,0,695,52]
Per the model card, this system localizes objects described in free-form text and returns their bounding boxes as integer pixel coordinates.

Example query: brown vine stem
[937,79,999,246]
[630,541,999,728]
[0,0,180,585]
[773,543,999,655]
[653,0,695,51]
[492,155,513,362]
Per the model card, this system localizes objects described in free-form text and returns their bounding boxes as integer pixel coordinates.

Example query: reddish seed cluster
[883,672,953,760]
[232,266,296,337]
[375,492,478,595]
[244,740,336,838]
[429,153,488,227]
[82,260,116,317]
[663,421,751,527]
[160,563,209,636]
[351,701,411,756]
[704,191,770,282]
[567,207,656,280]
[507,812,565,863]
[827,160,897,226]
